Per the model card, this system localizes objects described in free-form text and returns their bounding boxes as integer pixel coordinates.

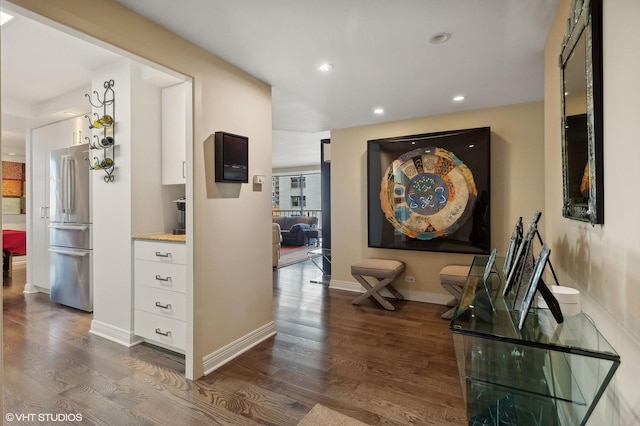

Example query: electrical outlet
[405,275,415,283]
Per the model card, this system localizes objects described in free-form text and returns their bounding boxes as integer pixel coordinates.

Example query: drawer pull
[155,328,172,337]
[155,302,172,310]
[155,251,172,258]
[155,275,171,282]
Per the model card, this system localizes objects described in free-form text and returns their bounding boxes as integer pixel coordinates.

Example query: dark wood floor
[3,260,466,425]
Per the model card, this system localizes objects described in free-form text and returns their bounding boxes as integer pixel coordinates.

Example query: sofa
[272,223,282,267]
[272,216,318,246]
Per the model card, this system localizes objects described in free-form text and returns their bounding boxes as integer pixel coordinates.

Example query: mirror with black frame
[560,0,603,224]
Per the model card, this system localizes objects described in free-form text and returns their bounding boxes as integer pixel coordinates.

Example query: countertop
[132,233,186,243]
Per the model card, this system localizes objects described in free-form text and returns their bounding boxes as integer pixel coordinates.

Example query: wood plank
[3,263,466,425]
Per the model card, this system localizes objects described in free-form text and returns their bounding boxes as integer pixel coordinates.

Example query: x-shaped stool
[351,259,405,311]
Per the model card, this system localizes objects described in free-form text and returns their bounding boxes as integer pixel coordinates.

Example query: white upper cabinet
[161,83,188,185]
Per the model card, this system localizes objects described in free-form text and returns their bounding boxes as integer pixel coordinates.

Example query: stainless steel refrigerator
[49,144,93,312]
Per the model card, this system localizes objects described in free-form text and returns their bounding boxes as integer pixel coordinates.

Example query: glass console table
[450,255,620,426]
[308,248,331,284]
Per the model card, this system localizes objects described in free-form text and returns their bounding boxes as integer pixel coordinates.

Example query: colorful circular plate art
[380,147,477,240]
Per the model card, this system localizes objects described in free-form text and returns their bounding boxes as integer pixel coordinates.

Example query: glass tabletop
[450,255,619,361]
[308,248,331,257]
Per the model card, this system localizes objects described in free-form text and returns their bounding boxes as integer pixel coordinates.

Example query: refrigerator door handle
[49,224,89,231]
[61,155,76,213]
[48,248,89,257]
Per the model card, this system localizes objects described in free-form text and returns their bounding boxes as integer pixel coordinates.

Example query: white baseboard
[329,279,452,305]
[202,321,276,375]
[23,283,48,294]
[89,320,144,347]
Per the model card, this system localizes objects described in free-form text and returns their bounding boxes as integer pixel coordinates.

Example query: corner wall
[330,101,544,303]
[544,0,640,423]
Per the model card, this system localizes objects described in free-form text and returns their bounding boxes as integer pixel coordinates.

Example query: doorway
[1,4,194,374]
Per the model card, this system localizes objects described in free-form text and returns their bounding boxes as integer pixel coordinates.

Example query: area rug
[298,404,368,426]
[277,245,316,268]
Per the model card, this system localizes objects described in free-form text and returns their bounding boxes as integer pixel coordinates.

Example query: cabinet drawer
[134,260,186,293]
[135,310,185,350]
[134,240,186,265]
[135,285,187,321]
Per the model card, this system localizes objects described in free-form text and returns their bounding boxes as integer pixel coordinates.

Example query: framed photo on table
[503,212,542,299]
[483,248,498,283]
[503,217,522,278]
[517,243,563,330]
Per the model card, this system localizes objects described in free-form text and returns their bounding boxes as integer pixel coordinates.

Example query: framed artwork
[367,127,491,254]
[2,161,26,215]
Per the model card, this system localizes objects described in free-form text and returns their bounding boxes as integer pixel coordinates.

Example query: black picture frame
[503,212,542,298]
[518,244,564,330]
[214,131,249,183]
[367,127,491,254]
[502,217,523,278]
[483,248,498,284]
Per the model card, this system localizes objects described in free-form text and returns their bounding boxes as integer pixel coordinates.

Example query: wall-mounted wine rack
[85,79,116,182]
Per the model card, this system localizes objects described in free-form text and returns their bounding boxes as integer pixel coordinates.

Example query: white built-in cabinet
[161,83,188,185]
[27,116,86,292]
[133,239,187,352]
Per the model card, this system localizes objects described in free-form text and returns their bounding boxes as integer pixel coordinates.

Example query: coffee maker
[173,197,186,235]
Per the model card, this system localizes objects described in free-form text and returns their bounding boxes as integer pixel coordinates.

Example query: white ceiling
[114,0,559,132]
[1,12,121,156]
[1,0,559,165]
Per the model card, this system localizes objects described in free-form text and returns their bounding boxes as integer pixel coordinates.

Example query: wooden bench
[351,259,405,310]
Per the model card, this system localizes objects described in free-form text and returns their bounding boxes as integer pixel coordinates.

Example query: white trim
[23,283,47,294]
[329,279,452,305]
[202,321,276,375]
[89,320,144,347]
[329,279,362,293]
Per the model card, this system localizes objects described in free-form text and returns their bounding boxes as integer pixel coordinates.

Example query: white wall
[90,61,137,341]
[544,0,640,424]
[330,101,545,303]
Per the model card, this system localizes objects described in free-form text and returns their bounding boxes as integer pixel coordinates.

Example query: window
[290,176,306,189]
[291,196,306,207]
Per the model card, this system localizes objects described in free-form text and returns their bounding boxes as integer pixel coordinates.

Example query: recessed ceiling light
[1,11,14,26]
[8,152,16,156]
[469,144,475,148]
[318,63,333,72]
[453,95,465,102]
[373,107,384,115]
[429,32,451,44]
